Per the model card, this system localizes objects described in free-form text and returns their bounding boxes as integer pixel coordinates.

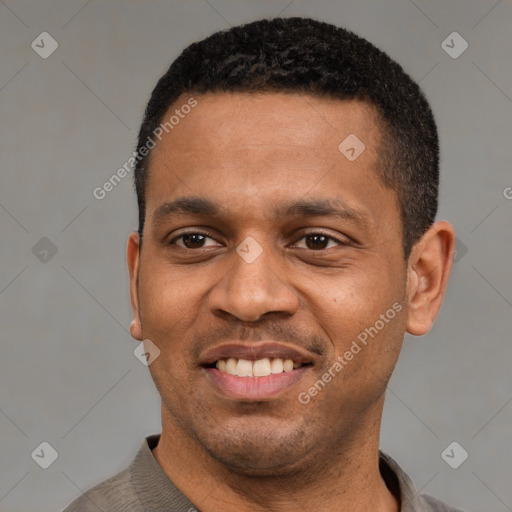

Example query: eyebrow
[153,197,219,225]
[152,196,371,228]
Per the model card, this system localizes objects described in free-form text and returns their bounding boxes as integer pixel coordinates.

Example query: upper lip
[200,341,315,366]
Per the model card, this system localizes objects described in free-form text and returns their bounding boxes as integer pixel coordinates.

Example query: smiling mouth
[208,357,313,377]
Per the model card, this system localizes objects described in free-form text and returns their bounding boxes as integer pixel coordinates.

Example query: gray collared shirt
[63,434,464,512]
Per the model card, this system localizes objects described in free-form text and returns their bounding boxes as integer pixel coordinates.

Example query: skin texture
[127,92,455,511]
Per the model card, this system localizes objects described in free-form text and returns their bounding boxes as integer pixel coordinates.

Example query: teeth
[215,357,300,377]
[235,359,253,377]
[283,359,294,372]
[253,358,271,377]
[270,358,284,374]
[225,357,237,375]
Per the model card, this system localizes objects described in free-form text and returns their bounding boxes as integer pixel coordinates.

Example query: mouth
[200,342,315,400]
[208,357,311,377]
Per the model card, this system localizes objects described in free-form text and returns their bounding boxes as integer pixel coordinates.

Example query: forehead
[160,91,382,155]
[145,92,396,231]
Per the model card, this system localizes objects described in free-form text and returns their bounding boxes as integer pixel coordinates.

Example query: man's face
[130,92,409,474]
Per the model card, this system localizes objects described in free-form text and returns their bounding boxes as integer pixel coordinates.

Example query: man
[64,17,462,512]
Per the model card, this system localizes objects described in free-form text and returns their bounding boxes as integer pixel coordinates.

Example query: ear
[127,232,143,341]
[406,221,456,336]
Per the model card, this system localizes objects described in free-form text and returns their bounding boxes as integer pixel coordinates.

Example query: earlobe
[406,221,455,336]
[130,319,143,341]
[127,232,143,341]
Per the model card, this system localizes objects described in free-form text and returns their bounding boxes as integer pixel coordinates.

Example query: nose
[207,239,299,322]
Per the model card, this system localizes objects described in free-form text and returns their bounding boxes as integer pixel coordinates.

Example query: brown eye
[181,233,207,248]
[305,234,330,250]
[171,231,219,249]
[294,233,344,250]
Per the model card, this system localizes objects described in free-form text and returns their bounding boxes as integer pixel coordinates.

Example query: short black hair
[134,17,439,258]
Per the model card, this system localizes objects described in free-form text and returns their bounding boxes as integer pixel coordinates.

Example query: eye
[293,232,345,250]
[169,230,347,251]
[170,231,220,249]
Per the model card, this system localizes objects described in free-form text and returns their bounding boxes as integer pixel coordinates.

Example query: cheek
[306,264,405,366]
[141,287,199,396]
[313,297,406,413]
[138,260,204,326]
[309,266,397,327]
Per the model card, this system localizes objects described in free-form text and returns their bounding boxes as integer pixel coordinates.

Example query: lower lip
[205,367,310,401]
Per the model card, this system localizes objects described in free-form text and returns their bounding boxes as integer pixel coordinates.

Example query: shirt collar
[130,434,198,511]
[131,435,428,511]
[379,450,427,511]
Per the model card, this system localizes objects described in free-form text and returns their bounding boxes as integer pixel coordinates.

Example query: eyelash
[169,230,347,250]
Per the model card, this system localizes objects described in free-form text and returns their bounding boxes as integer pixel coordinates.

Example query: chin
[204,441,306,476]
[190,416,316,476]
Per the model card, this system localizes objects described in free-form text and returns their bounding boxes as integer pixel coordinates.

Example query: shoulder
[417,492,466,512]
[379,451,466,512]
[62,467,142,512]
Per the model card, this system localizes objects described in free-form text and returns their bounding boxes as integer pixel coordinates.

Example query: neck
[152,399,399,512]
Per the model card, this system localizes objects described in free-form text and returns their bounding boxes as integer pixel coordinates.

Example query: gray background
[1,0,511,511]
